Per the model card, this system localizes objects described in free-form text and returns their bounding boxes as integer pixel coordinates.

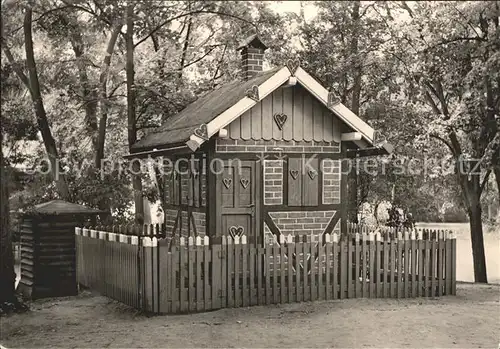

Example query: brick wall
[216,139,340,153]
[263,213,341,246]
[322,159,341,204]
[264,160,283,205]
[269,211,336,236]
[241,46,264,80]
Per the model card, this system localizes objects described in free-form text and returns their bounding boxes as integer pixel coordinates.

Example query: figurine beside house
[128,34,393,246]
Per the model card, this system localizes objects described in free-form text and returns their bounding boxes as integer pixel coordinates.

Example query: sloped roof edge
[26,200,104,216]
[186,66,377,151]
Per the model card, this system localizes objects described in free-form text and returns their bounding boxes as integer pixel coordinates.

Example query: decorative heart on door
[308,169,318,180]
[327,91,341,108]
[286,59,300,75]
[273,113,288,130]
[240,178,250,189]
[194,123,209,140]
[246,85,259,102]
[229,226,244,238]
[222,178,232,189]
[290,169,299,180]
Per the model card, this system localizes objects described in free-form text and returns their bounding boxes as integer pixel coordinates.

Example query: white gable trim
[186,67,291,151]
[185,65,376,151]
[294,67,375,143]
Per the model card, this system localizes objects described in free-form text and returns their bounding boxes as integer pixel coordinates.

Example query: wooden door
[216,160,259,245]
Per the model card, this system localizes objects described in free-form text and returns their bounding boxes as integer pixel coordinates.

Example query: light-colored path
[1,284,499,348]
[417,223,500,284]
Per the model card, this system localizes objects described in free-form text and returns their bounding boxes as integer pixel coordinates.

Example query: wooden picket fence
[75,230,141,308]
[75,227,457,314]
[92,223,168,238]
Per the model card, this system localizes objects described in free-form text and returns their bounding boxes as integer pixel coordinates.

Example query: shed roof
[237,34,268,50]
[131,68,279,153]
[30,200,103,215]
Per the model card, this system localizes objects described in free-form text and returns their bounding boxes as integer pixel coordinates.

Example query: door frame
[214,159,261,245]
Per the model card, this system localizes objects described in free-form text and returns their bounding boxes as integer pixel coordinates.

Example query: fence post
[451,231,456,295]
[136,226,143,311]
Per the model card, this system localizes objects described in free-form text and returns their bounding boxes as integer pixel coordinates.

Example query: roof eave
[125,143,192,159]
[346,142,394,158]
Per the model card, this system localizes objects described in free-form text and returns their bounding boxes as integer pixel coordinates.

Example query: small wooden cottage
[129,35,392,245]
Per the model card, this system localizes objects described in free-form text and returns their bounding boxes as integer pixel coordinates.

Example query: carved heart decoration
[286,59,300,75]
[373,130,387,147]
[229,226,244,238]
[246,85,259,101]
[273,113,288,130]
[290,169,299,180]
[240,178,250,189]
[194,123,209,140]
[308,169,318,180]
[327,91,341,108]
[222,178,232,189]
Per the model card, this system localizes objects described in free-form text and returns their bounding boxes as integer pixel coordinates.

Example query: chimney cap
[237,33,268,51]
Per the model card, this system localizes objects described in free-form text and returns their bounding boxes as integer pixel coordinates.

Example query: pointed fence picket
[75,227,457,314]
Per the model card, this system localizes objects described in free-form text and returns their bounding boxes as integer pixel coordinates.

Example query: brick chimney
[237,34,268,80]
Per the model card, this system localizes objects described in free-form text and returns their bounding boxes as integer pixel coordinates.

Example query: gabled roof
[26,200,103,216]
[130,63,391,156]
[131,68,279,153]
[237,34,268,50]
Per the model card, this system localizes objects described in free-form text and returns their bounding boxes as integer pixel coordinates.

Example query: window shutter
[287,157,302,206]
[303,157,319,206]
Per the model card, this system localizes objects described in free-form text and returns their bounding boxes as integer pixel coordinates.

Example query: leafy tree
[2,0,71,200]
[385,1,499,282]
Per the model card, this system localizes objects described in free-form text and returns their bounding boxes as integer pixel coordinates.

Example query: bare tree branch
[480,169,492,194]
[429,134,455,155]
[134,10,256,48]
[1,45,31,89]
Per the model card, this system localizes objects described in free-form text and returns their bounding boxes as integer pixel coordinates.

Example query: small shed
[18,200,103,299]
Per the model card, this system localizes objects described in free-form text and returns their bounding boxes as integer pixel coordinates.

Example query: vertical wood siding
[226,85,341,142]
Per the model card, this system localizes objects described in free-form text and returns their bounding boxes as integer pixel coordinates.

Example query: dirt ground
[1,283,499,349]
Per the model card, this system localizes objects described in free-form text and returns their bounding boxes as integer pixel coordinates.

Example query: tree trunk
[24,5,71,200]
[347,1,362,223]
[348,162,358,223]
[1,0,18,307]
[95,25,121,169]
[350,0,362,116]
[495,167,500,203]
[178,3,193,81]
[126,1,144,225]
[68,21,98,150]
[459,158,488,283]
[0,131,16,304]
[468,202,488,283]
